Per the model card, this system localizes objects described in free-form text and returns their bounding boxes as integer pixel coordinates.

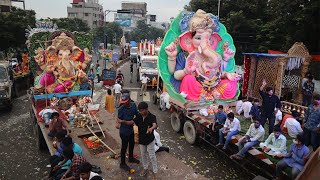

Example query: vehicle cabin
[139,55,158,87]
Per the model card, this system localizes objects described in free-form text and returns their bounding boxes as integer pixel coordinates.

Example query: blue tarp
[242,53,287,57]
[130,41,137,47]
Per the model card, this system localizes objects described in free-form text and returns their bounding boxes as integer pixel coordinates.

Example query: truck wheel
[183,120,198,145]
[35,125,47,150]
[171,111,183,133]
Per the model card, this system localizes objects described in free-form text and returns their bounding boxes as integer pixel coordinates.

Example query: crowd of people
[214,79,320,179]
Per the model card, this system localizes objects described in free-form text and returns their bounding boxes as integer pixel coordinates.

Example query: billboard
[114,13,132,27]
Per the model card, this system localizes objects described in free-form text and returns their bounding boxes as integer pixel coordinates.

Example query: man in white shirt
[217,112,241,150]
[259,126,287,156]
[284,111,303,138]
[79,162,103,180]
[237,98,253,119]
[274,109,283,126]
[154,130,169,153]
[113,81,122,107]
[140,73,150,96]
[231,119,265,160]
[235,98,244,114]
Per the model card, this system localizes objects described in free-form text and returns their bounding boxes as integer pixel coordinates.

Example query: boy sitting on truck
[259,126,287,156]
[211,105,227,144]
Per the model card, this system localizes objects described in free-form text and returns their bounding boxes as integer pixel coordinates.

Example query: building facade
[0,0,12,12]
[67,0,104,29]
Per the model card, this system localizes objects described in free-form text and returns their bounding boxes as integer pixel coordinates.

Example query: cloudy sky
[13,0,190,22]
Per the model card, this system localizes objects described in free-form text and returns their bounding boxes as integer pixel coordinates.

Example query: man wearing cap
[117,92,140,171]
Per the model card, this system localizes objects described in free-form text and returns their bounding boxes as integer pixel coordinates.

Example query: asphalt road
[0,93,49,180]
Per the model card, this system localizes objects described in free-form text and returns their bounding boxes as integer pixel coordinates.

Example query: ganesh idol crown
[158,9,240,103]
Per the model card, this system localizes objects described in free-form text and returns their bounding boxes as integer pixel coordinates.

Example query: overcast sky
[13,0,190,22]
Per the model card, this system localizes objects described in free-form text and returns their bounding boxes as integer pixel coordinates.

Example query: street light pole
[217,0,221,18]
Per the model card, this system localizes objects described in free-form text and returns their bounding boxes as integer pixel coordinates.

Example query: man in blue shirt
[275,133,310,179]
[303,98,320,151]
[117,93,140,171]
[211,105,227,144]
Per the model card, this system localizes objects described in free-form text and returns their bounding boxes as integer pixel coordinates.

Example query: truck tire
[183,120,198,145]
[171,111,183,133]
[35,124,47,150]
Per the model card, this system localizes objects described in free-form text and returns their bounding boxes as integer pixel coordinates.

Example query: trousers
[120,133,135,164]
[140,140,158,173]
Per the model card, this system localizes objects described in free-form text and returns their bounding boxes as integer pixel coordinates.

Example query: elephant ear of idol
[158,11,238,104]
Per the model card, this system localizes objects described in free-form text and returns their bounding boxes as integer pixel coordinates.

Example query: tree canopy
[0,7,36,52]
[186,0,319,65]
[91,22,123,49]
[50,18,90,33]
[125,20,165,42]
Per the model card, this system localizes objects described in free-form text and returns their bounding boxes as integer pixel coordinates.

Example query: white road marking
[130,91,138,102]
[143,92,150,102]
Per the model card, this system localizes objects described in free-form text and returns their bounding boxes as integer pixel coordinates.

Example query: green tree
[187,0,319,59]
[50,18,90,33]
[0,7,36,52]
[128,20,165,41]
[91,22,123,49]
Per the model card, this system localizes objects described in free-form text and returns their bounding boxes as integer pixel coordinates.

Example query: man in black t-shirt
[259,79,281,135]
[134,102,158,179]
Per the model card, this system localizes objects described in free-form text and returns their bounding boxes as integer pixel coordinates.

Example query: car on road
[0,61,13,110]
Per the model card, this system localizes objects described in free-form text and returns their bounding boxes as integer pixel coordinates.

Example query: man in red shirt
[280,113,293,134]
[48,112,68,138]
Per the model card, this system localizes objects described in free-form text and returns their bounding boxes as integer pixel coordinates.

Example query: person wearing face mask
[275,133,310,180]
[230,119,265,160]
[259,126,287,156]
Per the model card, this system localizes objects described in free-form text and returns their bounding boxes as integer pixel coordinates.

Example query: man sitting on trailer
[48,112,68,138]
[60,149,87,180]
[211,105,227,144]
[259,126,287,156]
[230,119,265,160]
[217,112,241,150]
[275,133,310,180]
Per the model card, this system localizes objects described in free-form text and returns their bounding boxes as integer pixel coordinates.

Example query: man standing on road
[113,81,122,107]
[134,102,158,179]
[96,64,101,83]
[130,63,133,83]
[140,73,150,96]
[259,79,281,134]
[117,93,140,171]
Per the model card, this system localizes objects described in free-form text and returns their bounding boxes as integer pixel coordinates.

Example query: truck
[139,55,158,88]
[0,61,13,110]
[156,11,300,179]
